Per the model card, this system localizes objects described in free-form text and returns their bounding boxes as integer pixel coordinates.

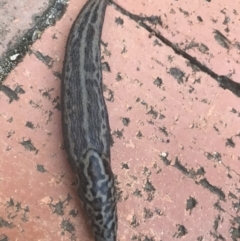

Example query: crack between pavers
[160,155,227,202]
[0,0,68,82]
[110,1,240,99]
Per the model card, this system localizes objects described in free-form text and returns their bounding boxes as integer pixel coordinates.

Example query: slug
[61,0,117,240]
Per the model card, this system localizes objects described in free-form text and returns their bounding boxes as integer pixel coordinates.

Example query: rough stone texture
[0,0,51,57]
[0,0,239,240]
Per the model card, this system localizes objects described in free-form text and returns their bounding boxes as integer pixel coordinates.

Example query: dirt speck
[20,139,38,154]
[173,224,188,238]
[61,219,75,233]
[37,164,47,173]
[169,67,185,84]
[186,197,197,213]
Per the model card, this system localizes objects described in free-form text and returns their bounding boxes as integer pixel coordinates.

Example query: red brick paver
[0,0,239,241]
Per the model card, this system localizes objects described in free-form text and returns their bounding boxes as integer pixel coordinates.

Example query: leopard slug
[61,0,117,240]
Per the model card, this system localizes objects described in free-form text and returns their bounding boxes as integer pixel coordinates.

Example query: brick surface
[0,0,239,241]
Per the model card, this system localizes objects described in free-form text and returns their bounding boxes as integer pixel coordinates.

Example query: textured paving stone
[0,0,239,241]
[0,0,50,57]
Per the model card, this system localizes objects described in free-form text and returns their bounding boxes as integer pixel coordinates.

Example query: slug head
[76,149,117,241]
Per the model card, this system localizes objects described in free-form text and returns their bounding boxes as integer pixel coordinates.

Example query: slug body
[62,0,117,240]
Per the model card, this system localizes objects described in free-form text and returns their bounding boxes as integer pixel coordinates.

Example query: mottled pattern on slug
[77,149,117,241]
[61,0,118,240]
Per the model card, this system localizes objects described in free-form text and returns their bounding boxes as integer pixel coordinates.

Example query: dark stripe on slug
[70,8,92,49]
[110,221,116,233]
[84,25,96,72]
[96,72,100,79]
[103,203,113,214]
[85,78,104,151]
[91,180,110,198]
[101,109,105,119]
[95,213,103,221]
[73,0,95,36]
[88,155,106,181]
[92,222,101,234]
[95,52,99,65]
[105,212,113,227]
[91,3,100,24]
[65,64,70,73]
